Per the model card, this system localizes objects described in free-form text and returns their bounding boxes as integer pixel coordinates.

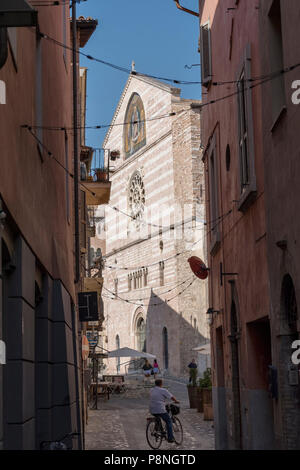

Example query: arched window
[136,317,146,352]
[123,93,146,159]
[96,248,102,258]
[162,327,169,370]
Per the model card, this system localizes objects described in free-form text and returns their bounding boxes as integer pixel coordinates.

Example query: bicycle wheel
[146,419,163,450]
[172,417,183,445]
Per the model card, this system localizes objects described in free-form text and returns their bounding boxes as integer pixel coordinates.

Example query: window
[159,261,165,286]
[0,28,8,70]
[268,0,285,126]
[65,132,70,223]
[7,28,17,70]
[36,37,43,159]
[62,2,67,66]
[136,317,146,352]
[116,335,120,372]
[124,93,146,159]
[80,190,87,251]
[143,268,148,287]
[207,132,221,255]
[90,248,95,266]
[226,145,231,172]
[237,71,249,188]
[200,21,212,88]
[128,274,132,291]
[236,45,257,212]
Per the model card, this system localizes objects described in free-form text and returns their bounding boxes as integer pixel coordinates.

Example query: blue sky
[77,0,201,152]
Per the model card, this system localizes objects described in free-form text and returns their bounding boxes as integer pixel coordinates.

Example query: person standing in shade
[188,358,198,383]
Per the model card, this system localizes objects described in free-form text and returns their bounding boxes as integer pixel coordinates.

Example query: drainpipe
[173,0,199,17]
[72,0,80,284]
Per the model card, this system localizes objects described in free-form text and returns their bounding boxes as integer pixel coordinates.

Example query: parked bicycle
[40,432,81,450]
[146,403,183,449]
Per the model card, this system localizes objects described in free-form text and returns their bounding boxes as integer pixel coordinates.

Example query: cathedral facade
[101,74,209,377]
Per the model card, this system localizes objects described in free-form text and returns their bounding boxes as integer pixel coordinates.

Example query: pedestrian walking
[152,359,160,379]
[143,359,153,380]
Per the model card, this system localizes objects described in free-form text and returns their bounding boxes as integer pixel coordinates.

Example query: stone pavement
[85,379,215,451]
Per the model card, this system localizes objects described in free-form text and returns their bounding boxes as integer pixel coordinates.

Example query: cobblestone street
[85,379,215,451]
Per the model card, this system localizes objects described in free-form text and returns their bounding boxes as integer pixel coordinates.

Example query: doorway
[230,300,242,449]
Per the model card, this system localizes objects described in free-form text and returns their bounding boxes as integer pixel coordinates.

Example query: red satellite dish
[188,256,209,280]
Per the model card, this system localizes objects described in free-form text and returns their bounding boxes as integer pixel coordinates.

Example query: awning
[192,342,211,355]
[108,347,155,359]
[0,1,37,27]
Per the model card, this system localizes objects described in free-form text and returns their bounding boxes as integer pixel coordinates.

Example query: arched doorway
[229,300,242,449]
[162,327,169,370]
[116,335,120,373]
[136,317,146,352]
[279,274,300,449]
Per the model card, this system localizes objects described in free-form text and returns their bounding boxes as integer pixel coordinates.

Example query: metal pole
[72,0,80,284]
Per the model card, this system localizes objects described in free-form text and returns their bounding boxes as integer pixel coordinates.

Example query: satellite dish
[188,256,209,280]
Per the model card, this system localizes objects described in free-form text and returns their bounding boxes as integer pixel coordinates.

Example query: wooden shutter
[200,22,212,87]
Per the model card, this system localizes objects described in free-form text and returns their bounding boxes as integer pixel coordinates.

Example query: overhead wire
[37,30,300,92]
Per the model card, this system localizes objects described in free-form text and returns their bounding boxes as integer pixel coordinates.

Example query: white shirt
[149,386,173,414]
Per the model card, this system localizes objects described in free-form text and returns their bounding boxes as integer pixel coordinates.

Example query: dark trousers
[153,413,174,440]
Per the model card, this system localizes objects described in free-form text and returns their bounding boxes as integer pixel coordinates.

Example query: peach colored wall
[0,4,75,298]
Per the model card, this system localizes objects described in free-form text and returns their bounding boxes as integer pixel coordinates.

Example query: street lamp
[0,0,37,28]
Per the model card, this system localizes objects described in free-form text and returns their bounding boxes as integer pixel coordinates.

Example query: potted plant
[187,367,198,409]
[94,168,108,182]
[198,368,213,420]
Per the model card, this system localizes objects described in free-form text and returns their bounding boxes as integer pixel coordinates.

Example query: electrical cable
[37,30,300,92]
[101,277,197,307]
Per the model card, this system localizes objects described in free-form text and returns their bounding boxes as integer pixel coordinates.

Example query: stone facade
[100,75,209,378]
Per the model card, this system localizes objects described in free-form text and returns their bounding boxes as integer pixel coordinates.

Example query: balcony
[83,276,103,296]
[80,148,111,206]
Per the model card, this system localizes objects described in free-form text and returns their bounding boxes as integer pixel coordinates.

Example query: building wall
[259,0,300,449]
[0,4,74,297]
[199,0,273,450]
[103,76,209,378]
[0,4,82,450]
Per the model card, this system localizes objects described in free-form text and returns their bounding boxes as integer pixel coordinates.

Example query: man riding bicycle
[149,379,180,443]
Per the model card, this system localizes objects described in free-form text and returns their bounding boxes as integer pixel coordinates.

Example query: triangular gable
[102,73,181,148]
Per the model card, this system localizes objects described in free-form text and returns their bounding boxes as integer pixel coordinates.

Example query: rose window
[128,171,145,223]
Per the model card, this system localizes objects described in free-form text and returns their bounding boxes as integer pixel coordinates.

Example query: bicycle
[146,404,183,449]
[40,432,81,450]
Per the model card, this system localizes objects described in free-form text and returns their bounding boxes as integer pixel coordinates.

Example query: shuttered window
[236,45,257,212]
[200,22,212,87]
[80,190,87,251]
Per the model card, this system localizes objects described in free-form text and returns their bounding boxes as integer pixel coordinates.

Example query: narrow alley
[85,379,215,451]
